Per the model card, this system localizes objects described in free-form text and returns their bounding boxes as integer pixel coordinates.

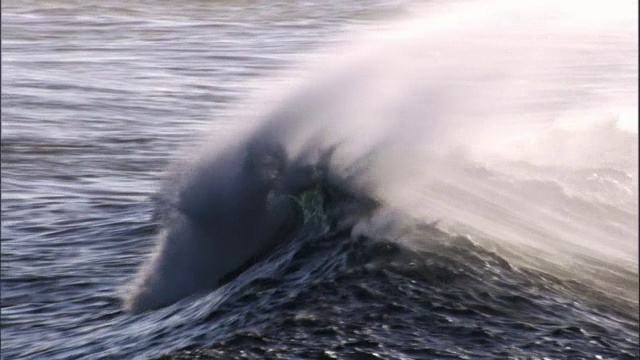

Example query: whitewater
[1,0,637,359]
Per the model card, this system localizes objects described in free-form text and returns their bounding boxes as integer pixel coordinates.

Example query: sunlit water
[2,1,638,359]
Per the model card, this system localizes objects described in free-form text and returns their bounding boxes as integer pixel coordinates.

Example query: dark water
[2,1,638,359]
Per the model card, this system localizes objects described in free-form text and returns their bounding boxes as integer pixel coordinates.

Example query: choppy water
[2,1,638,359]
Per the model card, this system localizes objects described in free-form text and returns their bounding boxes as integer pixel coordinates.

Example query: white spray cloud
[124,0,638,311]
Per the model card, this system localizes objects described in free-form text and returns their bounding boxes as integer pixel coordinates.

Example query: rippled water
[2,1,638,359]
[0,1,405,358]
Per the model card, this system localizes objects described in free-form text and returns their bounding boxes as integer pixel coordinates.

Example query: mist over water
[2,0,638,358]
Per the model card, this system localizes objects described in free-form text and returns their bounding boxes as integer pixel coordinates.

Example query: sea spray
[124,0,638,311]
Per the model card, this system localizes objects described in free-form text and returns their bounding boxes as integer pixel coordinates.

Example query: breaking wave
[123,0,638,315]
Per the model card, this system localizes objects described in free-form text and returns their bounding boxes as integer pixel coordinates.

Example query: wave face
[122,135,376,311]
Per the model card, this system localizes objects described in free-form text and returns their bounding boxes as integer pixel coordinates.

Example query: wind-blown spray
[124,0,638,312]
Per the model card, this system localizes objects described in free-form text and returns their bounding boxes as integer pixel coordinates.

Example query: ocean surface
[1,1,638,359]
